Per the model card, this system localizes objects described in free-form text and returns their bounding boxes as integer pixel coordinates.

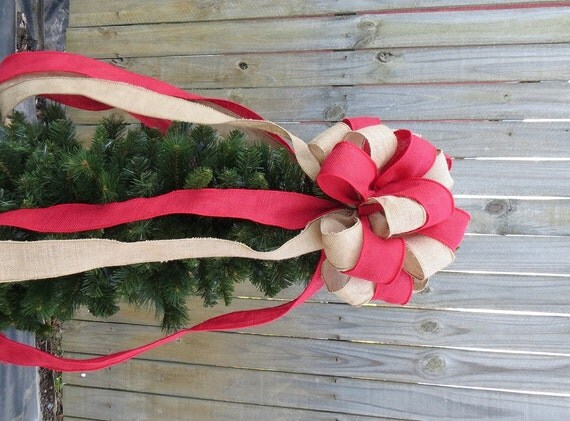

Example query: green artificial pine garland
[0,105,321,336]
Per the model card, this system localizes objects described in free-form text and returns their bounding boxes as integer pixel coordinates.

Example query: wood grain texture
[62,385,385,421]
[451,160,570,197]
[69,0,567,26]
[66,8,570,58]
[450,235,569,274]
[102,44,570,89]
[412,272,570,311]
[66,82,570,123]
[63,344,570,394]
[457,197,570,236]
[389,121,570,159]
[64,303,570,355]
[213,83,570,122]
[62,382,570,420]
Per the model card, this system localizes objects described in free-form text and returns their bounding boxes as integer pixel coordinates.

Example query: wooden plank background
[62,1,570,420]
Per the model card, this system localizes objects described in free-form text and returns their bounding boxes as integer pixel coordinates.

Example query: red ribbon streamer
[0,189,338,233]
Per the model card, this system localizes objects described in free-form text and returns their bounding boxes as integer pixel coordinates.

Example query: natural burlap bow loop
[305,119,462,306]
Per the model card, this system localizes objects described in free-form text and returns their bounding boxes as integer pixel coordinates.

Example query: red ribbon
[0,189,338,233]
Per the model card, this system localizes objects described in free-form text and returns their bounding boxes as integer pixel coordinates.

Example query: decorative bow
[306,117,469,306]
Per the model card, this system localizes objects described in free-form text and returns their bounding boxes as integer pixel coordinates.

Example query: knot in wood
[324,104,346,120]
[421,355,446,375]
[376,52,393,63]
[357,19,378,32]
[485,199,512,216]
[419,319,440,334]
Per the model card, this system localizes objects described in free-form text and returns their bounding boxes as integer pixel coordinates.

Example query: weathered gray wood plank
[66,82,570,123]
[62,381,570,420]
[63,351,570,402]
[413,272,570,311]
[66,8,570,58]
[209,83,570,122]
[63,385,384,421]
[103,44,570,89]
[69,0,566,26]
[451,235,569,274]
[451,160,570,197]
[458,197,570,236]
[65,303,570,354]
[224,83,570,122]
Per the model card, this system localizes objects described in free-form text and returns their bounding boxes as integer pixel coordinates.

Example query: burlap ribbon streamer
[0,71,466,306]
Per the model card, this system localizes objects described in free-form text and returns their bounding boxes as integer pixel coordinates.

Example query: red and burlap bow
[0,52,469,372]
[311,118,467,306]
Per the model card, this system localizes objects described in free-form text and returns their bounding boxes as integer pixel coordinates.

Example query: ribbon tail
[0,257,325,372]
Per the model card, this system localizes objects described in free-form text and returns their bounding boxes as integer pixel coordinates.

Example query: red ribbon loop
[418,208,471,250]
[375,130,438,188]
[343,117,382,130]
[317,141,377,205]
